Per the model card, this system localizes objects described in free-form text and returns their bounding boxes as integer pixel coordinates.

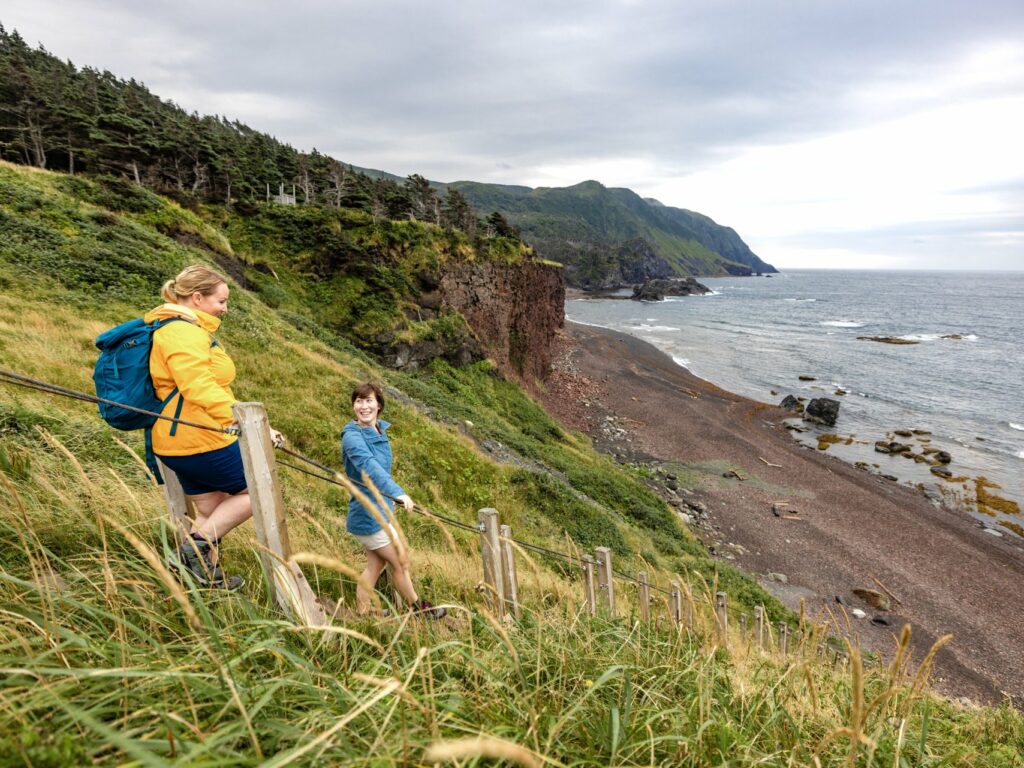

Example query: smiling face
[352,393,381,428]
[189,281,229,317]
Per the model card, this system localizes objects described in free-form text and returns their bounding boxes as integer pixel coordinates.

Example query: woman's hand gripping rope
[226,423,285,448]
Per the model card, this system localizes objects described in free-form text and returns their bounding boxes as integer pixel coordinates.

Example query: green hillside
[449,179,776,288]
[2,160,1022,765]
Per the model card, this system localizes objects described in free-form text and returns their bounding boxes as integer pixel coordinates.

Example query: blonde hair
[161,265,227,304]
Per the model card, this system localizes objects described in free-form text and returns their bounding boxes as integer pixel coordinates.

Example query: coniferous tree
[486,210,519,239]
[443,187,477,236]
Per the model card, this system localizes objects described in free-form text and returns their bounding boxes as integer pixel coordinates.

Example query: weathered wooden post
[499,523,520,620]
[715,591,729,643]
[669,582,681,626]
[779,622,789,655]
[682,583,696,631]
[754,604,766,650]
[637,570,651,623]
[233,402,327,625]
[581,555,597,615]
[740,613,749,642]
[477,508,505,614]
[595,546,615,615]
[157,459,192,543]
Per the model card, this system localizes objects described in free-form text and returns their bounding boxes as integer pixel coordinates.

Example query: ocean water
[566,269,1024,534]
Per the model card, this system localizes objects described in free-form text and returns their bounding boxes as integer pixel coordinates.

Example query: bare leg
[355,548,387,614]
[374,544,419,605]
[187,490,252,563]
[355,544,420,613]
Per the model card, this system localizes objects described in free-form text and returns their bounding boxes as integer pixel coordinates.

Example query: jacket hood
[144,303,221,333]
[343,419,391,435]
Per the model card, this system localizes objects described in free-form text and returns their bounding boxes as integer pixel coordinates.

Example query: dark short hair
[351,381,385,413]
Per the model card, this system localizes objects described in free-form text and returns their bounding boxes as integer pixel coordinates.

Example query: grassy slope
[1,161,1021,766]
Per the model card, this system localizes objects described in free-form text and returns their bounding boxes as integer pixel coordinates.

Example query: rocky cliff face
[439,258,565,383]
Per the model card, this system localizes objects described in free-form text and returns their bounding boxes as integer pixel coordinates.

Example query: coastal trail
[540,321,1024,706]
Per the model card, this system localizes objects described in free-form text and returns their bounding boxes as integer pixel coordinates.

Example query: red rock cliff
[439,258,564,383]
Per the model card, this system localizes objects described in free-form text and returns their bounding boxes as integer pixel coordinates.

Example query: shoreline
[564,296,1023,535]
[538,320,1024,706]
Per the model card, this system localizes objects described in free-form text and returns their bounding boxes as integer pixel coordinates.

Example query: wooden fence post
[595,546,615,615]
[779,622,789,655]
[157,459,192,544]
[637,570,650,623]
[669,582,681,626]
[681,582,695,631]
[755,604,766,650]
[715,591,729,643]
[582,555,597,615]
[740,612,749,642]
[477,508,504,614]
[499,524,520,620]
[233,402,326,625]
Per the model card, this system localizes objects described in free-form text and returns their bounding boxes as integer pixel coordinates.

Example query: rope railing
[277,443,679,596]
[0,369,234,435]
[3,369,826,658]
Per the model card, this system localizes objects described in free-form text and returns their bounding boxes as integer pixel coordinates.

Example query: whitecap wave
[898,333,942,342]
[1018,450,1024,459]
[820,320,864,328]
[675,290,721,298]
[784,298,816,302]
[672,356,691,369]
[632,324,681,332]
[898,332,978,342]
[1010,423,1024,432]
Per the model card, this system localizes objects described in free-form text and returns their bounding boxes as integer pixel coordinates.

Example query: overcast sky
[5,1,1024,270]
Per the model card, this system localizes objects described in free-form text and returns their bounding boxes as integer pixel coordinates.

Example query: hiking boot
[411,598,447,620]
[172,537,244,590]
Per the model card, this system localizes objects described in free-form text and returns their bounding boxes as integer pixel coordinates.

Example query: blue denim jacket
[340,420,406,535]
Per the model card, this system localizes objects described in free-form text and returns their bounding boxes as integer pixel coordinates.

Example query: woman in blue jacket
[341,381,445,619]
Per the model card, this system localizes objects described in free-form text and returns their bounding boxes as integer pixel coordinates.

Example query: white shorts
[353,523,399,552]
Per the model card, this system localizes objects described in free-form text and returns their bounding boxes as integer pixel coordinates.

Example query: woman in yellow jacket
[147,264,282,589]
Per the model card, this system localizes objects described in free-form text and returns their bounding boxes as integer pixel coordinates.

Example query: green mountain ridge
[449,178,777,289]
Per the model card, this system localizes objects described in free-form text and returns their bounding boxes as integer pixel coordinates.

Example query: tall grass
[2,445,1022,766]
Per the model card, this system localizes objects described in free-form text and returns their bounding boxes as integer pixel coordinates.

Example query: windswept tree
[405,173,440,225]
[486,210,520,239]
[443,187,477,236]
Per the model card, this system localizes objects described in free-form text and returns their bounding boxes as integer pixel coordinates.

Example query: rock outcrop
[803,397,840,426]
[631,277,711,301]
[438,258,565,382]
[779,395,804,412]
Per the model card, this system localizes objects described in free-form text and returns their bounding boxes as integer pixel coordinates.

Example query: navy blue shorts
[156,442,248,496]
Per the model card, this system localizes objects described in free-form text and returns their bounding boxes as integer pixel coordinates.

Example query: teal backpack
[93,317,185,483]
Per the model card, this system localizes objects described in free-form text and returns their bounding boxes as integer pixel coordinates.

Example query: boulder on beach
[779,394,803,412]
[803,397,840,426]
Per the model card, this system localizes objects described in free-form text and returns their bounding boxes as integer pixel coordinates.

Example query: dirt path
[539,321,1024,706]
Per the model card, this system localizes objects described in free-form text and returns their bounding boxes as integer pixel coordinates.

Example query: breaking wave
[633,324,681,332]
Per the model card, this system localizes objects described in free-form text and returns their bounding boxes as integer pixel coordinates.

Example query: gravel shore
[539,320,1024,706]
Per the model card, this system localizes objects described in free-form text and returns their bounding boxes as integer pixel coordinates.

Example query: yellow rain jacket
[144,303,238,456]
